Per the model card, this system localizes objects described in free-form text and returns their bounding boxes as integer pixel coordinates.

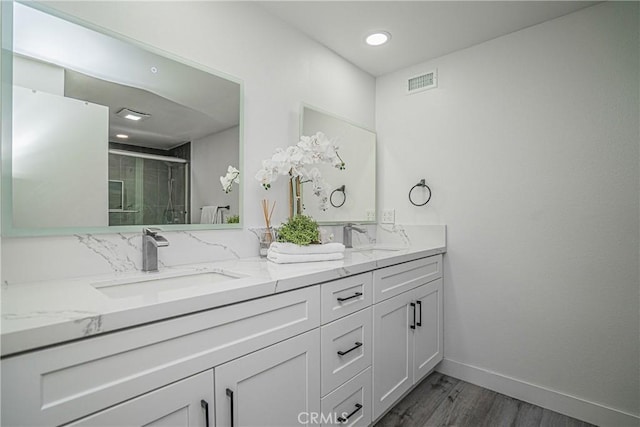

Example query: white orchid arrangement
[255,132,345,211]
[220,165,240,193]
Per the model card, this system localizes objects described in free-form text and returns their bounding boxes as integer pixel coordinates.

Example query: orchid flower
[220,165,240,193]
[255,132,345,211]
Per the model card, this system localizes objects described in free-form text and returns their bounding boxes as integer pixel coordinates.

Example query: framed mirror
[1,1,243,236]
[300,105,376,223]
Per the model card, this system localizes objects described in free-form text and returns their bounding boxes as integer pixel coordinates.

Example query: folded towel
[269,242,345,255]
[267,251,345,264]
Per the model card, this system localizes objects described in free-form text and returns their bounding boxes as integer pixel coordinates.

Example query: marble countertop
[1,239,446,357]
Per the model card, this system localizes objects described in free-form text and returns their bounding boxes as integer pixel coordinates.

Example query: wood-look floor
[374,372,596,427]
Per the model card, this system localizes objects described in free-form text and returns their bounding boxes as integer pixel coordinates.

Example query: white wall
[191,126,240,223]
[376,2,639,424]
[1,1,375,284]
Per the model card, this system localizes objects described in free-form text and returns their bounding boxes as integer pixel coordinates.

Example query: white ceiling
[64,70,225,149]
[260,1,599,76]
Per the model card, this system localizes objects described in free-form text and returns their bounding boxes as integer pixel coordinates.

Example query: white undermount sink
[91,269,243,299]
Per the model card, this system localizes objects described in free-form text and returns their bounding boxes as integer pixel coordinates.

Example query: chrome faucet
[343,223,367,249]
[142,227,169,272]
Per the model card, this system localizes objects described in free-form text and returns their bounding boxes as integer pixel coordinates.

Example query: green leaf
[277,215,319,246]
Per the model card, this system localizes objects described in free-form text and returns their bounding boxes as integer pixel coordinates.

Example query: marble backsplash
[2,228,260,285]
[1,224,444,286]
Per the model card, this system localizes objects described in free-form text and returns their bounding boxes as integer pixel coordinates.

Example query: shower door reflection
[108,151,189,226]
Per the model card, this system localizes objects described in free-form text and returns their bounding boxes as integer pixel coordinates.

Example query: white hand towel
[200,206,218,224]
[267,251,344,264]
[269,242,345,255]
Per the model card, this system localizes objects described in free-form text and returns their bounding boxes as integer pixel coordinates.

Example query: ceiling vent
[407,69,437,94]
[116,108,151,122]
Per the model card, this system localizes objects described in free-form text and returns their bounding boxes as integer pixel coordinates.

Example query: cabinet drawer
[321,273,372,324]
[1,286,320,427]
[373,255,442,303]
[321,307,372,396]
[320,367,372,427]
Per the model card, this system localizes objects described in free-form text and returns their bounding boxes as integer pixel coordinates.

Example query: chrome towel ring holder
[330,185,346,208]
[409,179,432,207]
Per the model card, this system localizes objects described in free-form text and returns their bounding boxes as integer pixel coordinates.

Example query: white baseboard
[437,358,639,427]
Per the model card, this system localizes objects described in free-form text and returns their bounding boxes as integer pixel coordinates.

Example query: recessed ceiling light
[116,108,151,122]
[366,31,391,46]
[116,134,129,139]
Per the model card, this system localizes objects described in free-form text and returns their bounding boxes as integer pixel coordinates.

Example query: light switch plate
[381,209,395,224]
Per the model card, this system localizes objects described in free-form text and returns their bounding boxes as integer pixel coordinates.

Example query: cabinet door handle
[201,400,210,427]
[337,341,363,356]
[410,302,416,329]
[337,403,363,423]
[417,300,422,327]
[337,292,362,302]
[226,388,234,427]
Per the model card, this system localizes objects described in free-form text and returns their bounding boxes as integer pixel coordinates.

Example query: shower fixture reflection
[108,149,190,226]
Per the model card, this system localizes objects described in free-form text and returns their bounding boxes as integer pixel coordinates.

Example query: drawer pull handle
[201,400,210,427]
[410,302,416,329]
[417,300,422,327]
[337,341,363,356]
[226,388,234,427]
[337,292,363,302]
[337,403,363,423]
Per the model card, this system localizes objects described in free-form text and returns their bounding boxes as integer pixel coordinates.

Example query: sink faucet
[343,223,367,249]
[142,227,169,272]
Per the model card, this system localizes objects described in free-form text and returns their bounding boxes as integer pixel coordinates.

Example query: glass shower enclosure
[108,149,189,226]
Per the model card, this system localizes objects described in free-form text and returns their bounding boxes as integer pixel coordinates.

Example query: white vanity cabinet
[1,251,445,427]
[215,329,320,427]
[1,286,319,426]
[371,256,443,421]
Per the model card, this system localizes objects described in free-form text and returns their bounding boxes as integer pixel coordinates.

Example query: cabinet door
[215,329,320,427]
[67,370,213,426]
[411,279,443,382]
[372,290,415,420]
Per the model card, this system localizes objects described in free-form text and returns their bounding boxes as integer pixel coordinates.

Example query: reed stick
[261,199,275,243]
[288,179,294,219]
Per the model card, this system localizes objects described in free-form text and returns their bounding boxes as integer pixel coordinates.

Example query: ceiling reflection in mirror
[4,2,242,235]
[301,106,376,223]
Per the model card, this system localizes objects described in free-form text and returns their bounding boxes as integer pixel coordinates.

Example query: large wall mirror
[1,1,243,236]
[301,106,376,223]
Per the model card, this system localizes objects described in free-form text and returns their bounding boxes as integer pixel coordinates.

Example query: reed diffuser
[260,199,276,256]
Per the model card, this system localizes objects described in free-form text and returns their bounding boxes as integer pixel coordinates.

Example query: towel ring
[409,179,432,207]
[330,185,346,208]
